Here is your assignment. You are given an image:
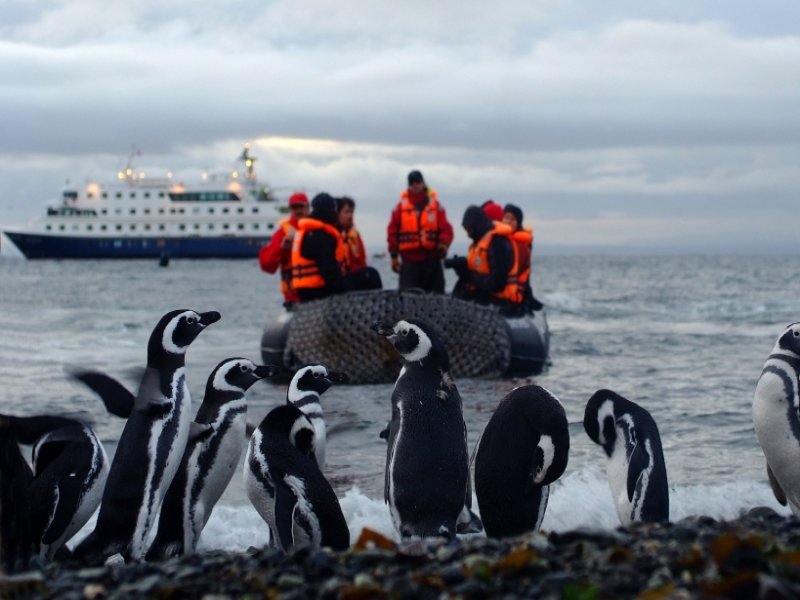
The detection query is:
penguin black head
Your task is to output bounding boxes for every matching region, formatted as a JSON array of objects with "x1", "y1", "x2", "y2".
[
  {"x1": 373, "y1": 318, "x2": 449, "y2": 370},
  {"x1": 513, "y1": 385, "x2": 570, "y2": 486},
  {"x1": 263, "y1": 404, "x2": 317, "y2": 458},
  {"x1": 584, "y1": 389, "x2": 626, "y2": 457},
  {"x1": 148, "y1": 309, "x2": 221, "y2": 363},
  {"x1": 776, "y1": 322, "x2": 800, "y2": 357},
  {"x1": 288, "y1": 365, "x2": 348, "y2": 400},
  {"x1": 206, "y1": 358, "x2": 279, "y2": 398}
]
